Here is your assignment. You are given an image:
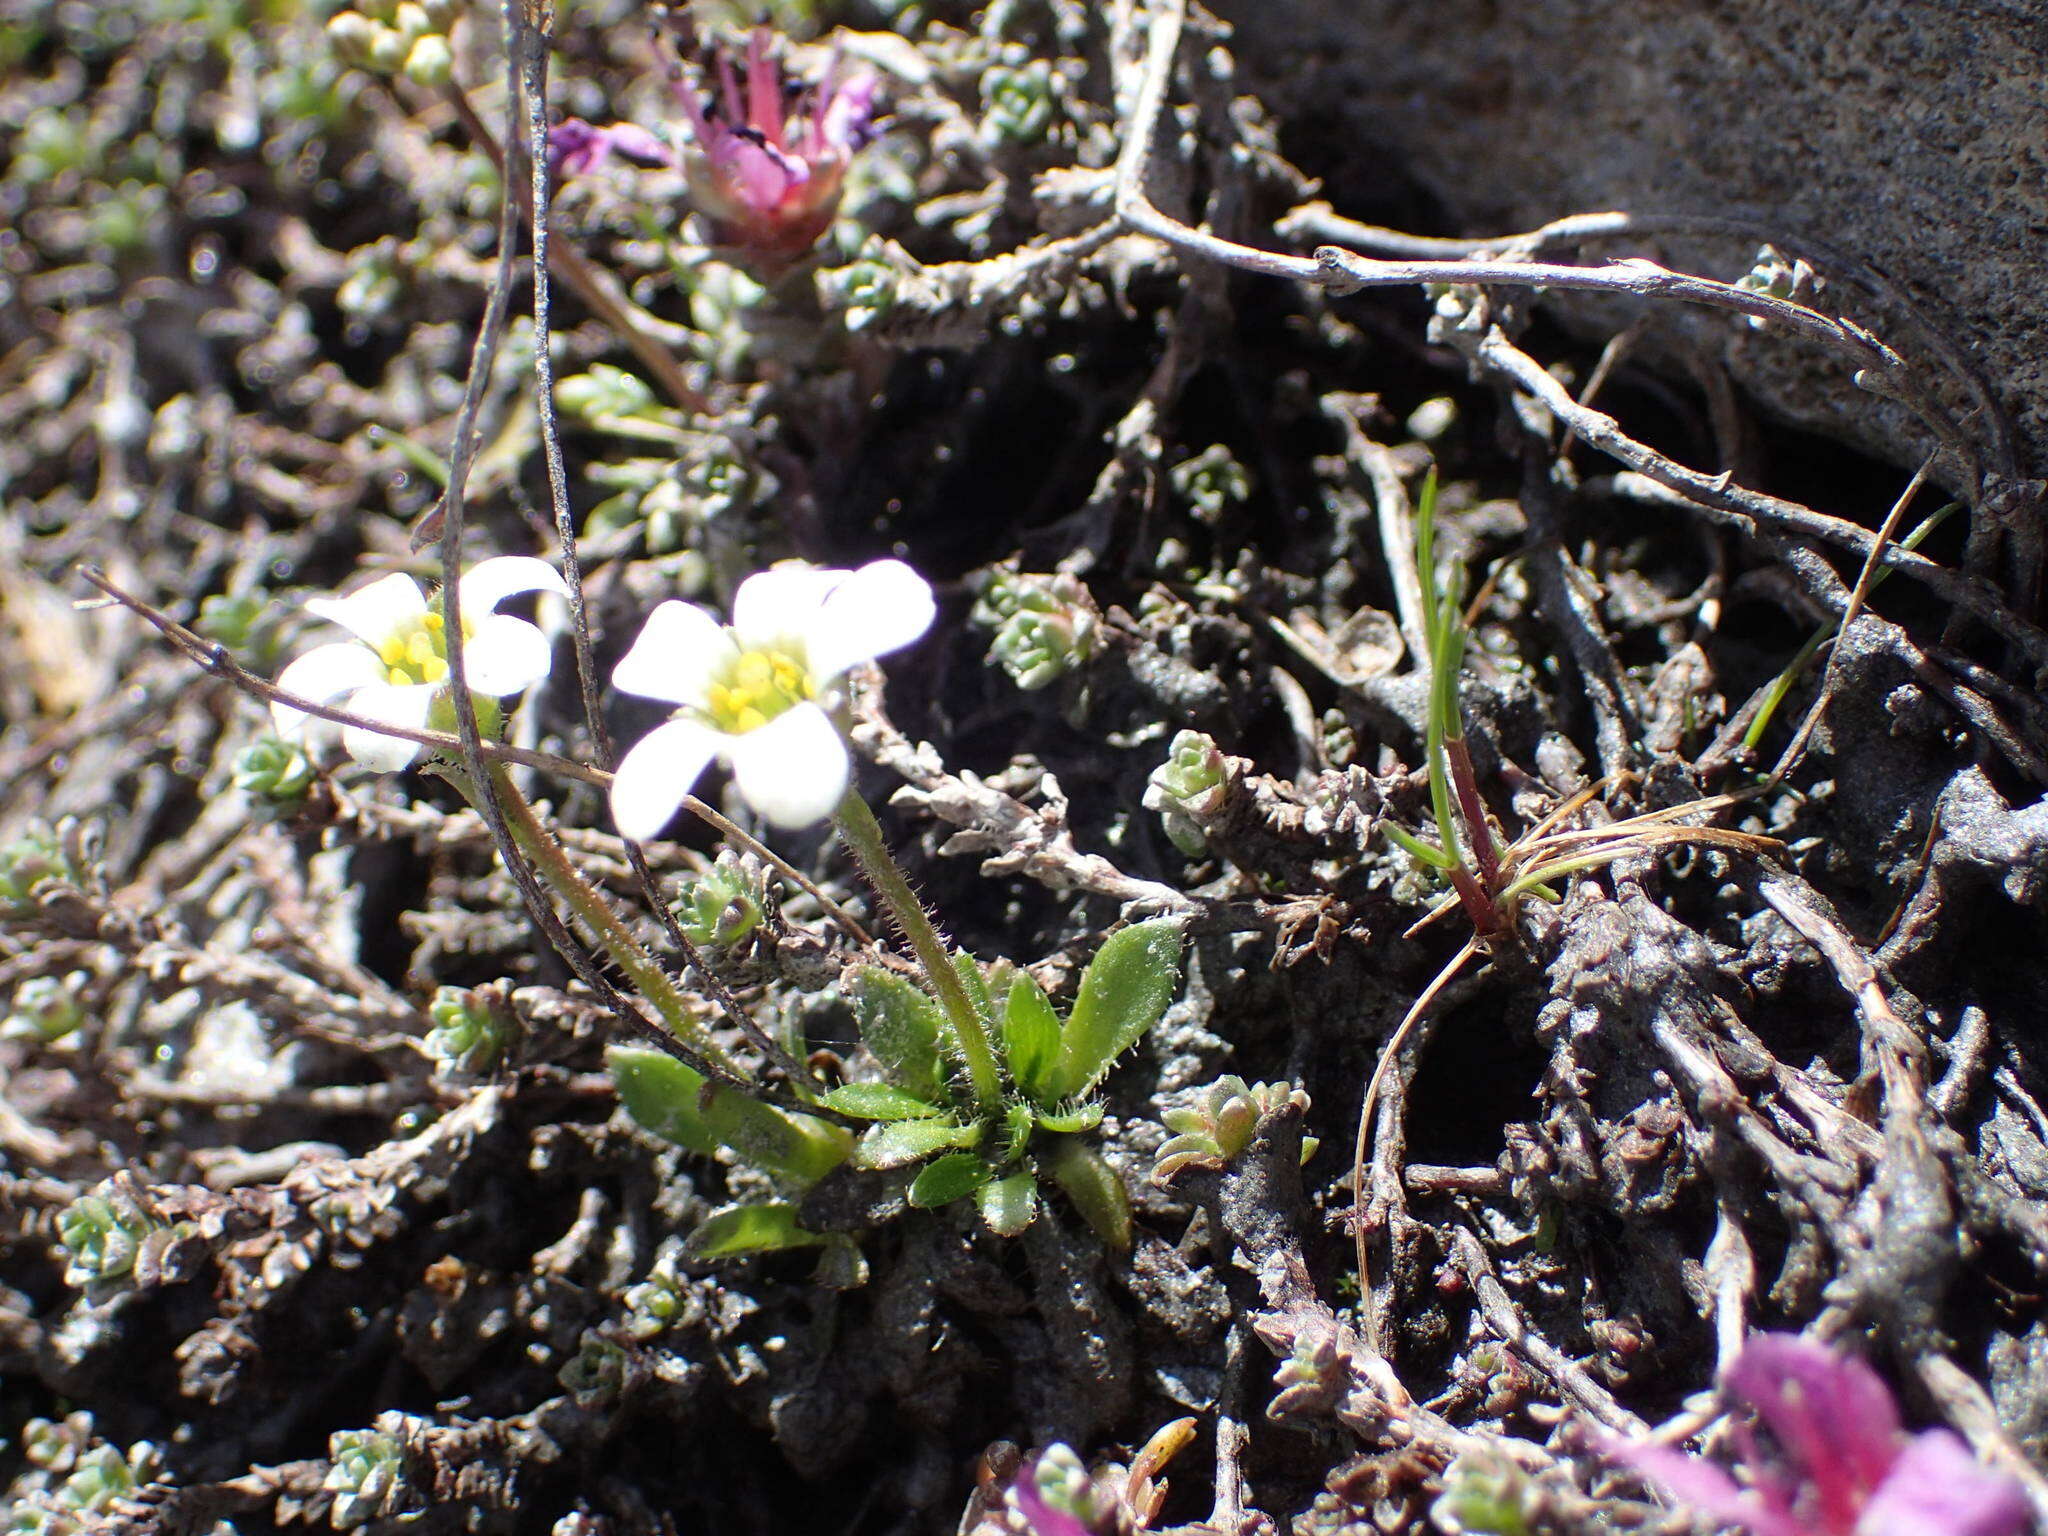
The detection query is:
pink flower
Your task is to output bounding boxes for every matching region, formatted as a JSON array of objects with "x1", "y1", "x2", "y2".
[
  {"x1": 669, "y1": 28, "x2": 878, "y2": 259},
  {"x1": 1612, "y1": 1334, "x2": 2030, "y2": 1536}
]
